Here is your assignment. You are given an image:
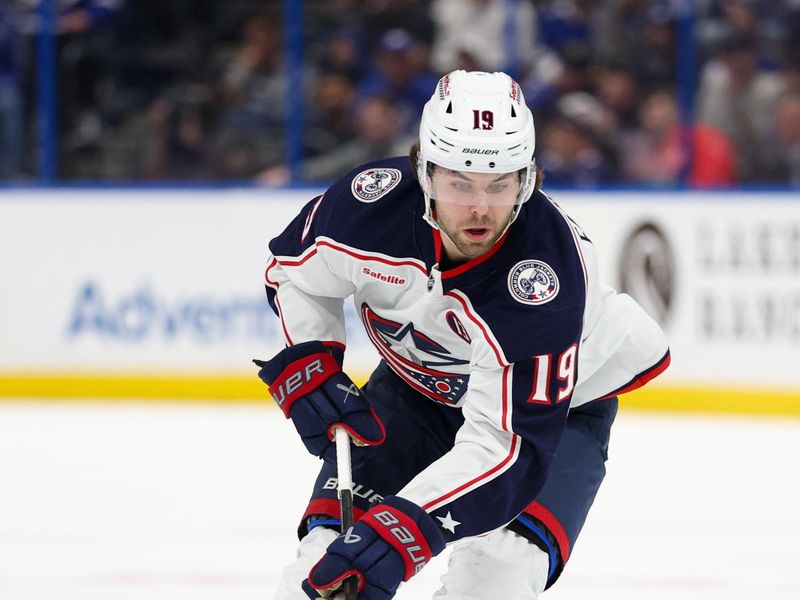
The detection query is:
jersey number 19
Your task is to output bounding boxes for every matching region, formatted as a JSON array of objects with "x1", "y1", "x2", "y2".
[{"x1": 527, "y1": 344, "x2": 577, "y2": 405}]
